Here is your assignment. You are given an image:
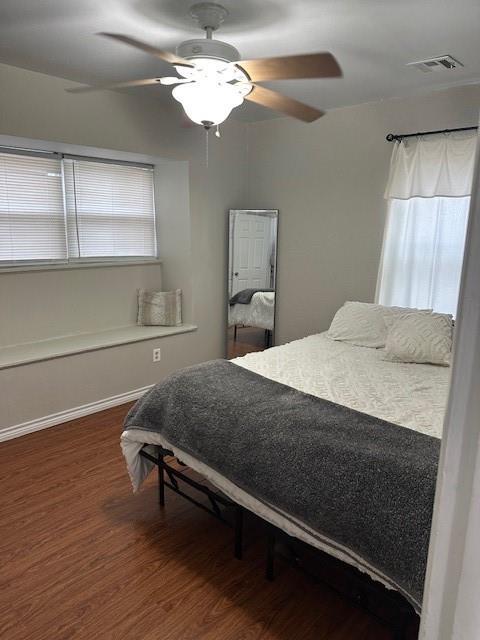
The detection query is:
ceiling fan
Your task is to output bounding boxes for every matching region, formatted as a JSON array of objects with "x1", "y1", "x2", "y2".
[{"x1": 68, "y1": 2, "x2": 342, "y2": 129}]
